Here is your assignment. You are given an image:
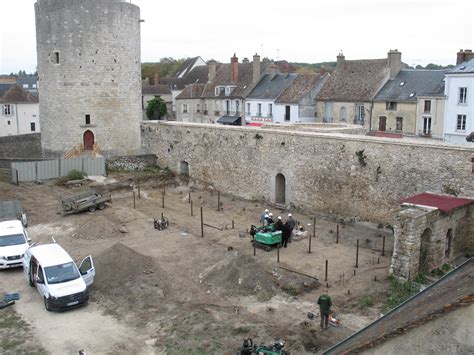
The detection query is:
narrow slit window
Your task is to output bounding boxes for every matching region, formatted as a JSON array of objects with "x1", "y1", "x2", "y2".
[
  {"x1": 85, "y1": 114, "x2": 91, "y2": 125},
  {"x1": 54, "y1": 51, "x2": 60, "y2": 64}
]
